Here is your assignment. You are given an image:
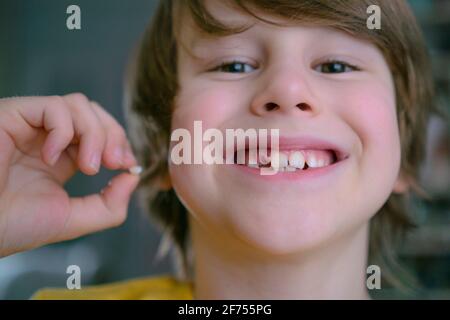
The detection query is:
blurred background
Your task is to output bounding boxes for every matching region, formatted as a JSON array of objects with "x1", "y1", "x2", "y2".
[{"x1": 0, "y1": 0, "x2": 449, "y2": 299}]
